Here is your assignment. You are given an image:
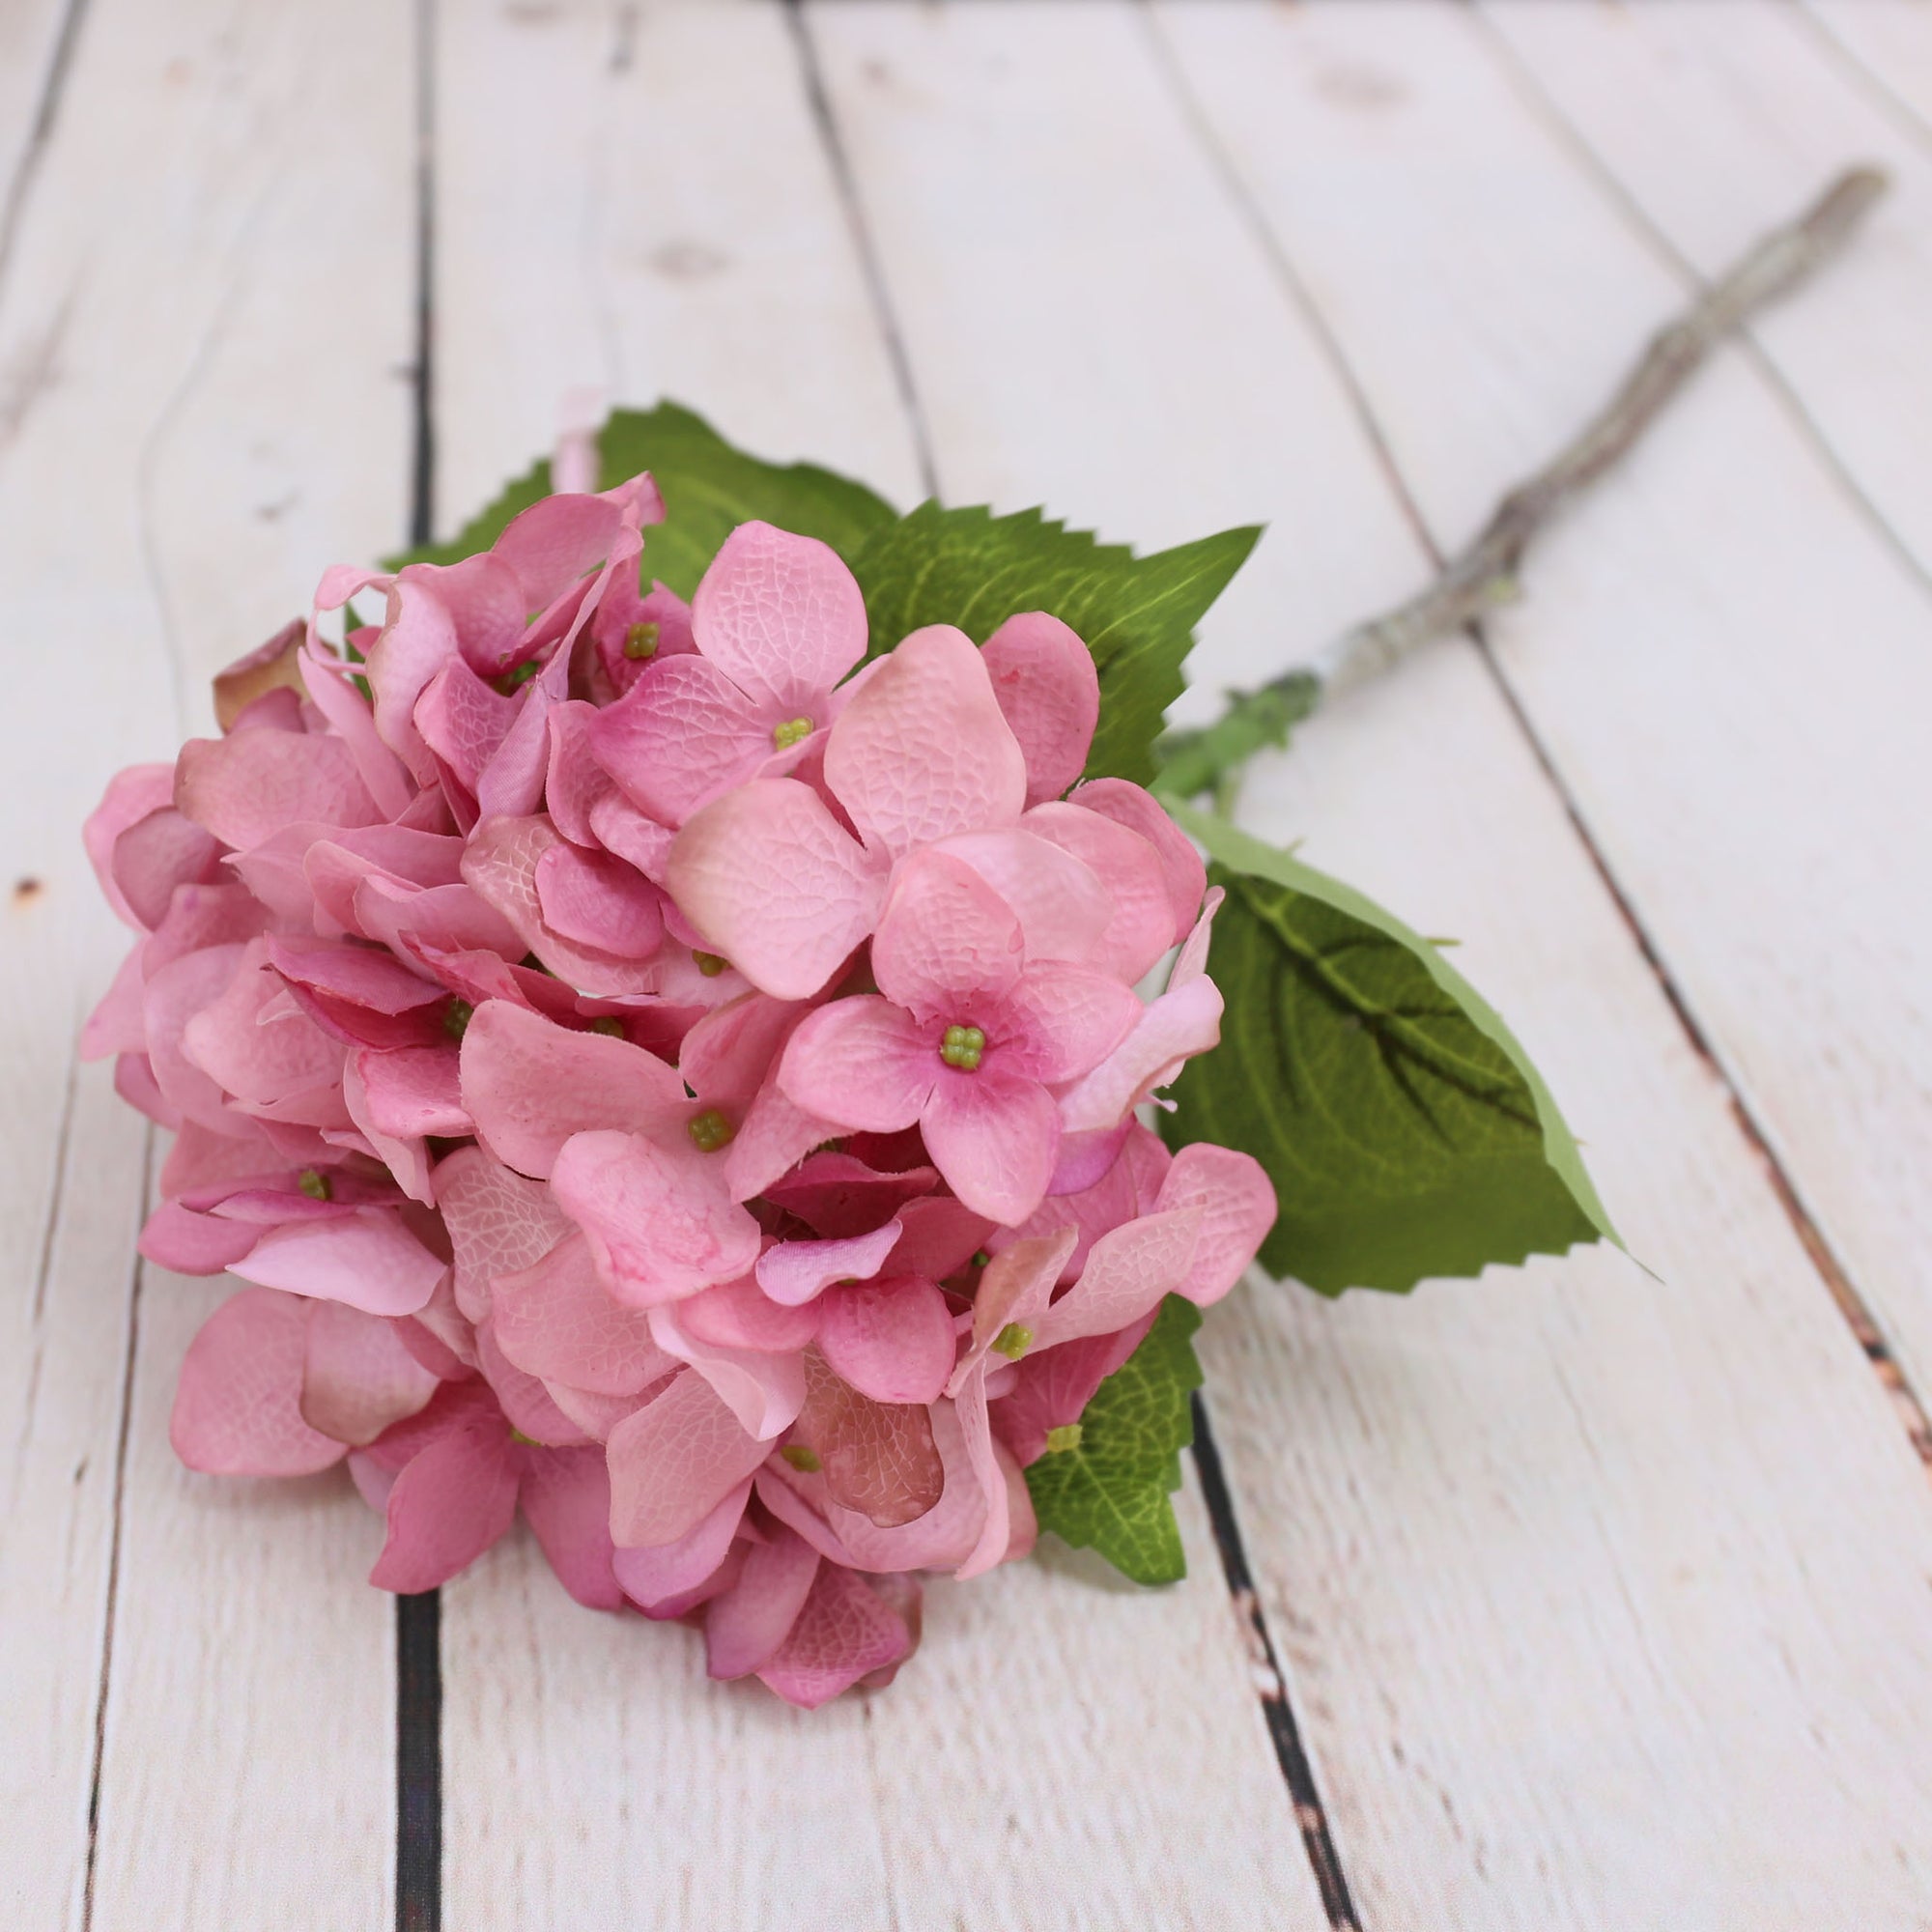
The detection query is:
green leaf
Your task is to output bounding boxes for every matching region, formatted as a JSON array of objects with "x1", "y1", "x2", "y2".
[
  {"x1": 844, "y1": 503, "x2": 1261, "y2": 785},
  {"x1": 1157, "y1": 802, "x2": 1616, "y2": 1294},
  {"x1": 385, "y1": 401, "x2": 897, "y2": 596},
  {"x1": 1024, "y1": 1295, "x2": 1204, "y2": 1585}
]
